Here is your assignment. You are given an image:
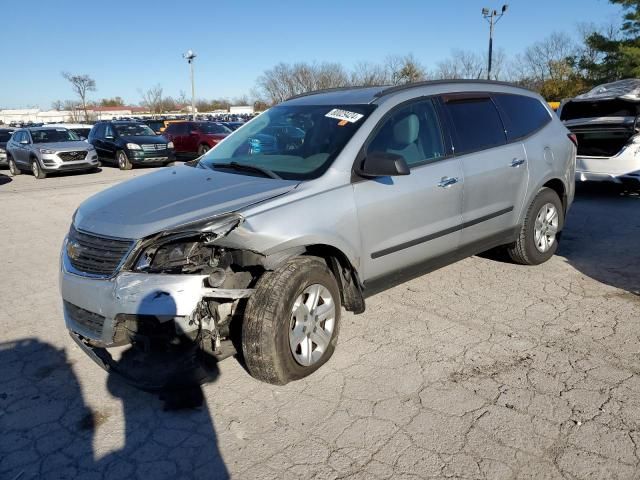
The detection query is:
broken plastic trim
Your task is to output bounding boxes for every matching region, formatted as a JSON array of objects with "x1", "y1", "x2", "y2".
[{"x1": 131, "y1": 214, "x2": 243, "y2": 273}]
